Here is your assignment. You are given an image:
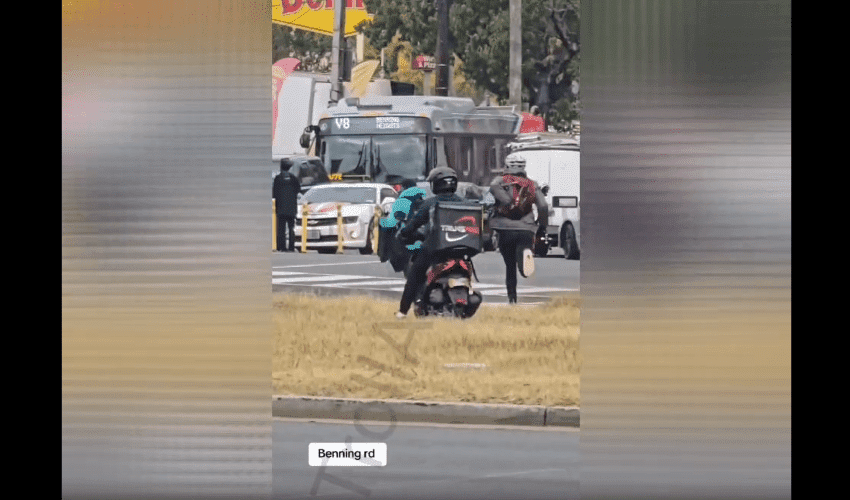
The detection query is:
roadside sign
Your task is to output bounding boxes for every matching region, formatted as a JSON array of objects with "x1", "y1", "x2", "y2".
[
  {"x1": 273, "y1": 0, "x2": 374, "y2": 37},
  {"x1": 412, "y1": 55, "x2": 436, "y2": 71}
]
